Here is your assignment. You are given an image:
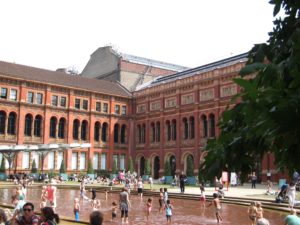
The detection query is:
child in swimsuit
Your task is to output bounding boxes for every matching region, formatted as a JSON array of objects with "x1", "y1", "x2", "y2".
[
  {"x1": 208, "y1": 193, "x2": 223, "y2": 223},
  {"x1": 247, "y1": 201, "x2": 257, "y2": 225},
  {"x1": 146, "y1": 198, "x2": 152, "y2": 221},
  {"x1": 164, "y1": 200, "x2": 173, "y2": 224},
  {"x1": 73, "y1": 197, "x2": 80, "y2": 222},
  {"x1": 111, "y1": 202, "x2": 117, "y2": 221}
]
